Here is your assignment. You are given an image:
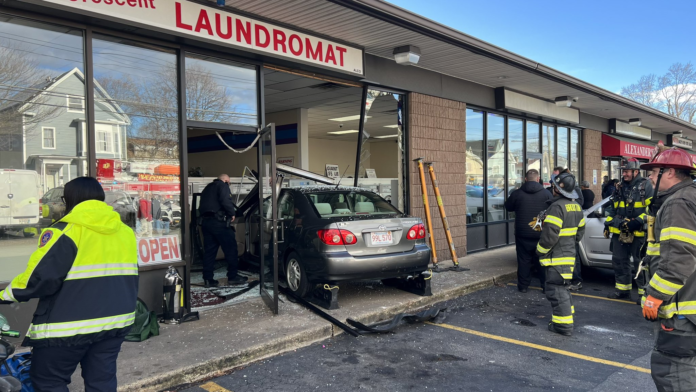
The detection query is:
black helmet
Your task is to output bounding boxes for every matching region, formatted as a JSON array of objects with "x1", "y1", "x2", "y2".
[
  {"x1": 620, "y1": 158, "x2": 641, "y2": 170},
  {"x1": 552, "y1": 172, "x2": 579, "y2": 199}
]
